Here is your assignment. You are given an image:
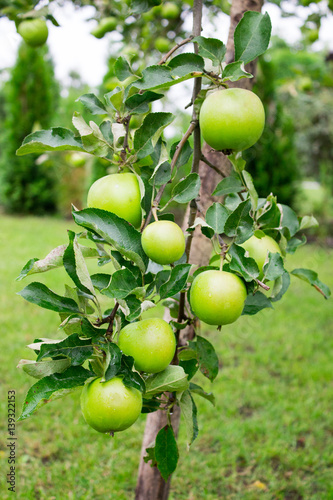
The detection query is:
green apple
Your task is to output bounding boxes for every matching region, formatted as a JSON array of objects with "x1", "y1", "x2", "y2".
[
  {"x1": 240, "y1": 234, "x2": 281, "y2": 280},
  {"x1": 91, "y1": 17, "x2": 117, "y2": 39},
  {"x1": 154, "y1": 37, "x2": 171, "y2": 53},
  {"x1": 80, "y1": 377, "x2": 142, "y2": 433},
  {"x1": 190, "y1": 270, "x2": 247, "y2": 325},
  {"x1": 161, "y1": 2, "x2": 181, "y2": 19},
  {"x1": 87, "y1": 173, "x2": 142, "y2": 228},
  {"x1": 17, "y1": 19, "x2": 48, "y2": 47},
  {"x1": 199, "y1": 88, "x2": 265, "y2": 152},
  {"x1": 141, "y1": 220, "x2": 185, "y2": 264},
  {"x1": 118, "y1": 318, "x2": 176, "y2": 373}
]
